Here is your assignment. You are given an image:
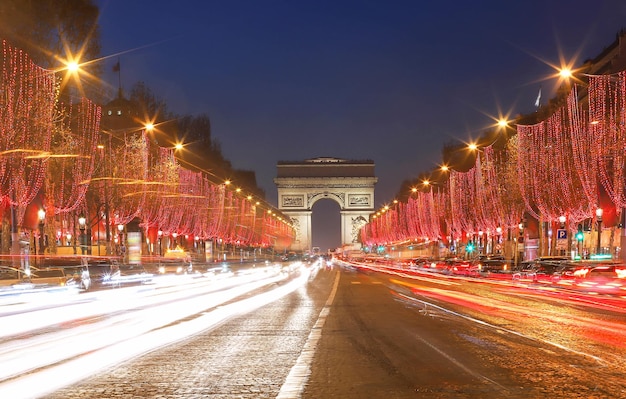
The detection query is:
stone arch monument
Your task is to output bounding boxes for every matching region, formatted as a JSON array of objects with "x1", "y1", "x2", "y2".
[{"x1": 274, "y1": 157, "x2": 377, "y2": 252}]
